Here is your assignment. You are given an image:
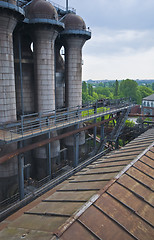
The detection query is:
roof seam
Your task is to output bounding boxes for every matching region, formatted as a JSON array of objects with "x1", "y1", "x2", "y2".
[
  {"x1": 93, "y1": 204, "x2": 139, "y2": 240},
  {"x1": 106, "y1": 191, "x2": 154, "y2": 228},
  {"x1": 116, "y1": 181, "x2": 154, "y2": 208}
]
